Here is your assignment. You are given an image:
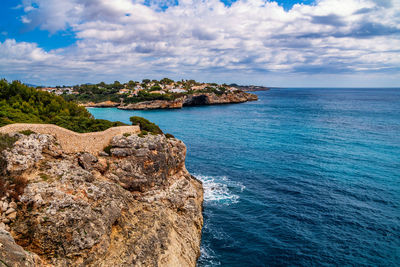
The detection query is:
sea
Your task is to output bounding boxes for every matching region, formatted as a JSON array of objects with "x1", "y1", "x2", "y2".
[{"x1": 89, "y1": 88, "x2": 400, "y2": 266}]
